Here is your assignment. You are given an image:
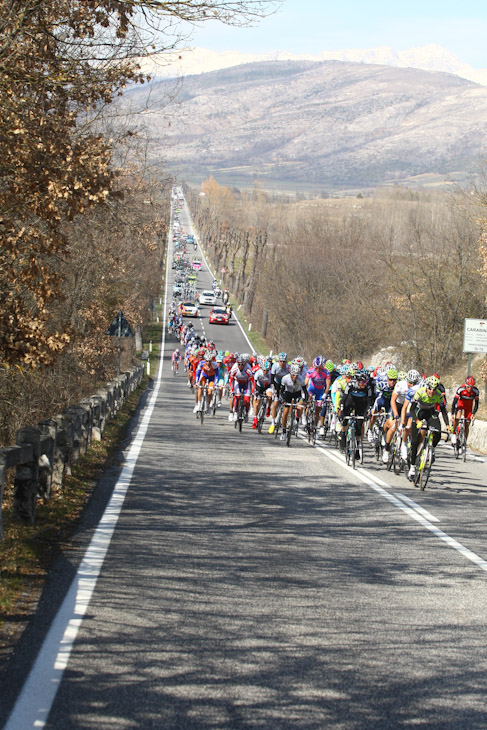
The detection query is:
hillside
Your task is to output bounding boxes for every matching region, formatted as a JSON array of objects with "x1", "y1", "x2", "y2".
[{"x1": 123, "y1": 60, "x2": 487, "y2": 188}]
